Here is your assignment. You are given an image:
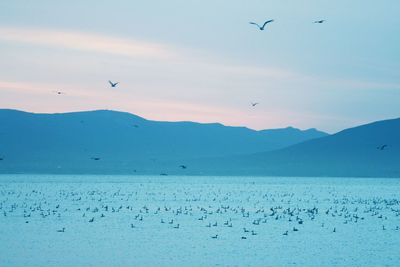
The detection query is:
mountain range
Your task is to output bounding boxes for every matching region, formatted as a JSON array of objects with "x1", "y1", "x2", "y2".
[{"x1": 0, "y1": 109, "x2": 398, "y2": 177}]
